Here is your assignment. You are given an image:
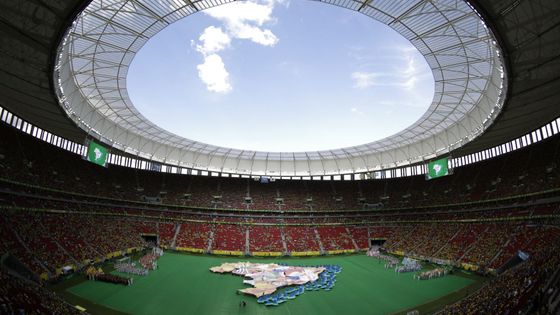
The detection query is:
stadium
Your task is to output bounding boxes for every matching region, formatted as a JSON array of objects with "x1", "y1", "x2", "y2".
[{"x1": 0, "y1": 0, "x2": 559, "y2": 314}]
